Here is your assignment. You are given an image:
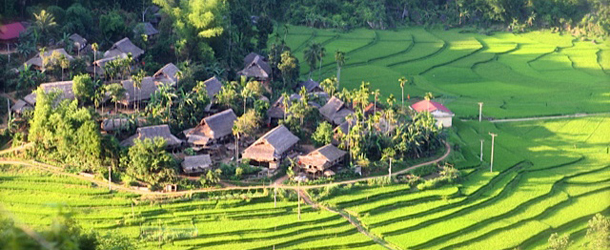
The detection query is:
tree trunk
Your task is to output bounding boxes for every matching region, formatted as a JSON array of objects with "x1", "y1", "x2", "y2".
[
  {"x1": 235, "y1": 135, "x2": 240, "y2": 162},
  {"x1": 401, "y1": 87, "x2": 404, "y2": 109},
  {"x1": 388, "y1": 158, "x2": 392, "y2": 181},
  {"x1": 337, "y1": 65, "x2": 341, "y2": 88}
]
